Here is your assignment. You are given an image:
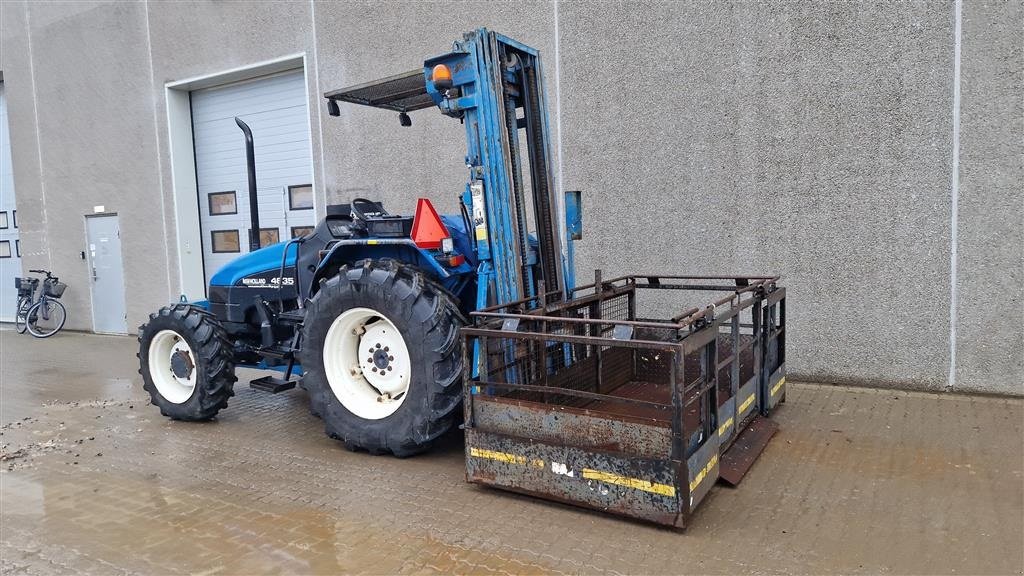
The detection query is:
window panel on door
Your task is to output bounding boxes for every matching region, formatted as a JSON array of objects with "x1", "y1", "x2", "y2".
[
  {"x1": 208, "y1": 191, "x2": 238, "y2": 215},
  {"x1": 0, "y1": 212, "x2": 7, "y2": 229},
  {"x1": 291, "y1": 226, "x2": 314, "y2": 238},
  {"x1": 0, "y1": 240, "x2": 10, "y2": 258},
  {"x1": 288, "y1": 185, "x2": 313, "y2": 210},
  {"x1": 211, "y1": 230, "x2": 240, "y2": 253},
  {"x1": 259, "y1": 228, "x2": 280, "y2": 248}
]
